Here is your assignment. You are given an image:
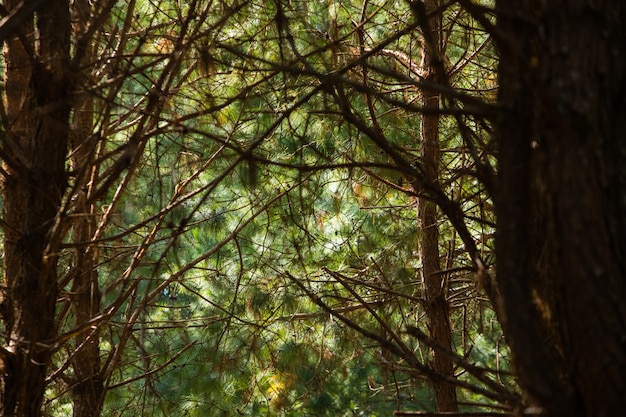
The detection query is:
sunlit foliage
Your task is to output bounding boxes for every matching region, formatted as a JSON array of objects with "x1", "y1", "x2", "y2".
[{"x1": 1, "y1": 0, "x2": 510, "y2": 415}]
